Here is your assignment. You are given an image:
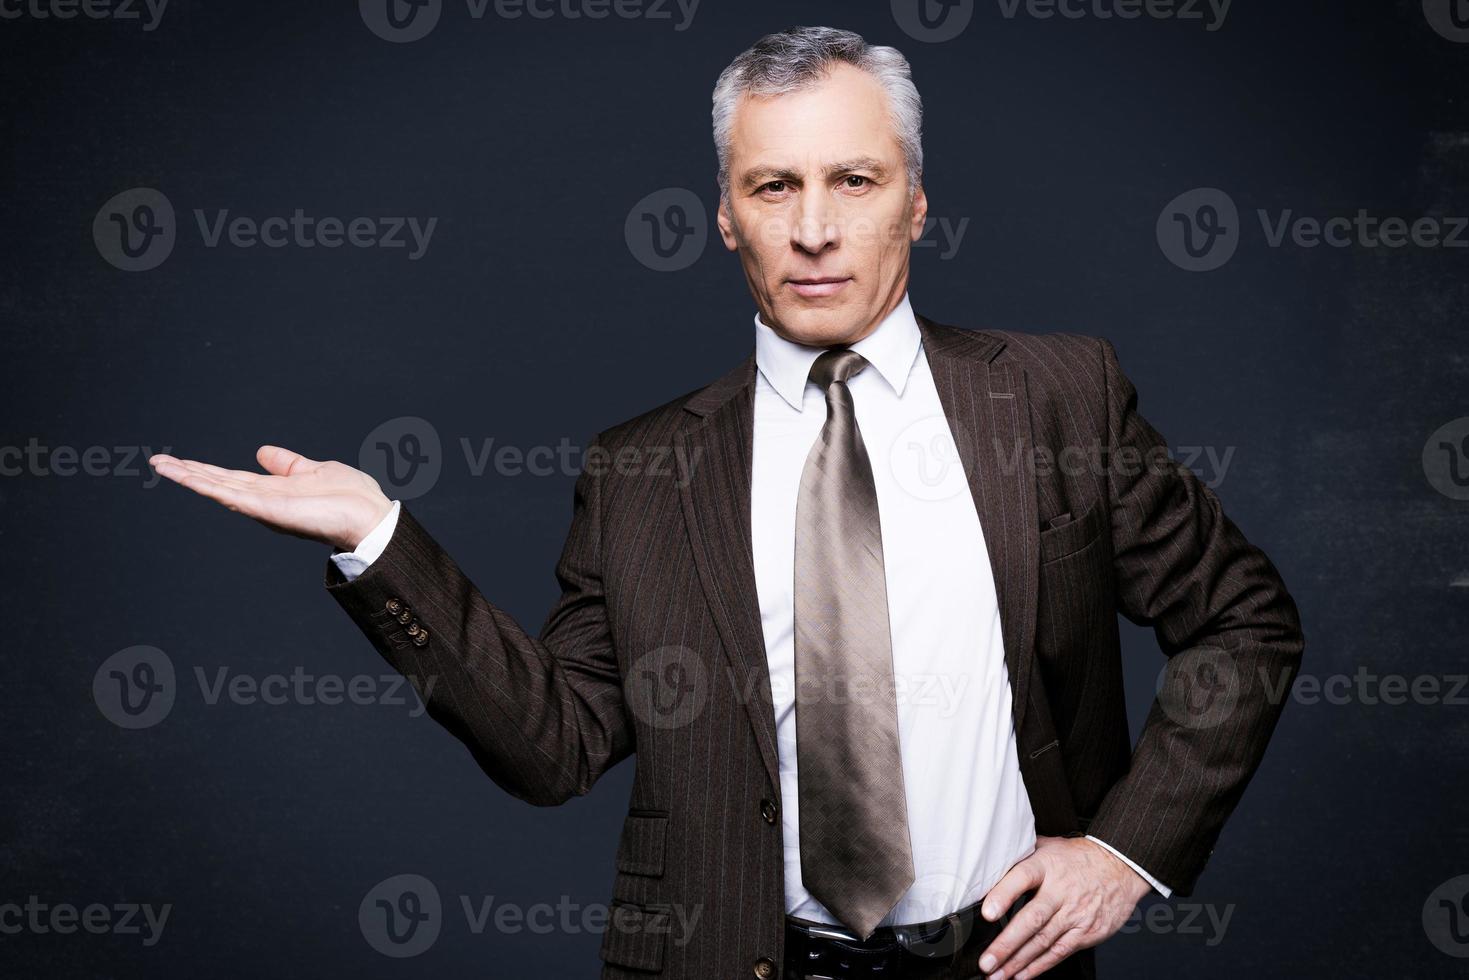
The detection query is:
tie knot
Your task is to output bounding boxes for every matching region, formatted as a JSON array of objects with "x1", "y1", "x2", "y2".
[{"x1": 808, "y1": 348, "x2": 869, "y2": 389}]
